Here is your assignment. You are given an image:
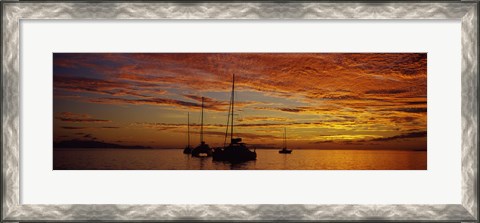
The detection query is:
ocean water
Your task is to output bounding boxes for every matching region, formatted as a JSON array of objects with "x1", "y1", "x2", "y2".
[{"x1": 53, "y1": 148, "x2": 426, "y2": 170}]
